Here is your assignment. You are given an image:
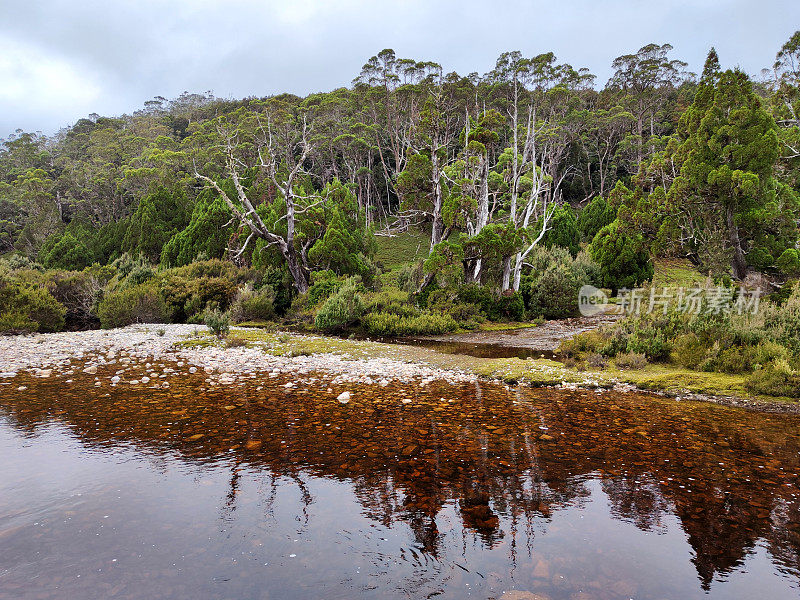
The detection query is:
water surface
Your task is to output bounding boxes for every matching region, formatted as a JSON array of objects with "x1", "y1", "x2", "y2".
[{"x1": 1, "y1": 366, "x2": 799, "y2": 599}]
